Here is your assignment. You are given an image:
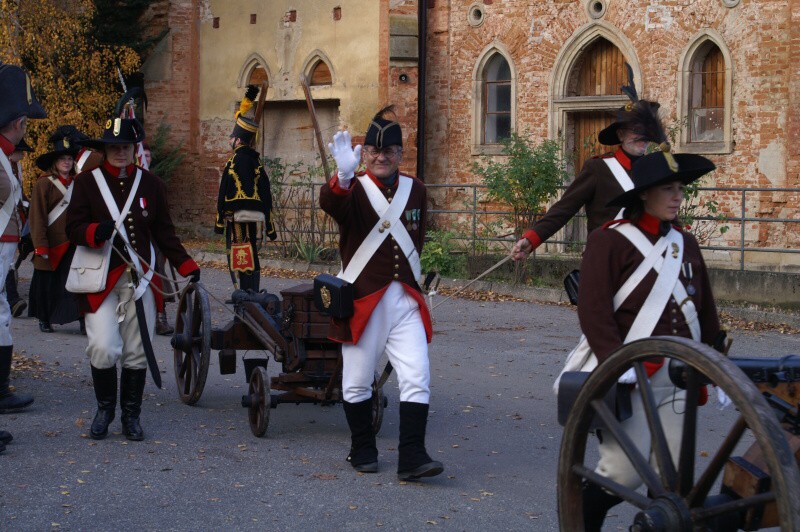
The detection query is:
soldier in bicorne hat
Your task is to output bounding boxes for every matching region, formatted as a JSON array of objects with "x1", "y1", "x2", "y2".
[
  {"x1": 66, "y1": 117, "x2": 200, "y2": 442},
  {"x1": 215, "y1": 84, "x2": 277, "y2": 292},
  {"x1": 28, "y1": 125, "x2": 87, "y2": 334},
  {"x1": 321, "y1": 106, "x2": 443, "y2": 481},
  {"x1": 0, "y1": 62, "x2": 47, "y2": 453},
  {"x1": 512, "y1": 68, "x2": 669, "y2": 261},
  {"x1": 574, "y1": 148, "x2": 728, "y2": 530}
]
